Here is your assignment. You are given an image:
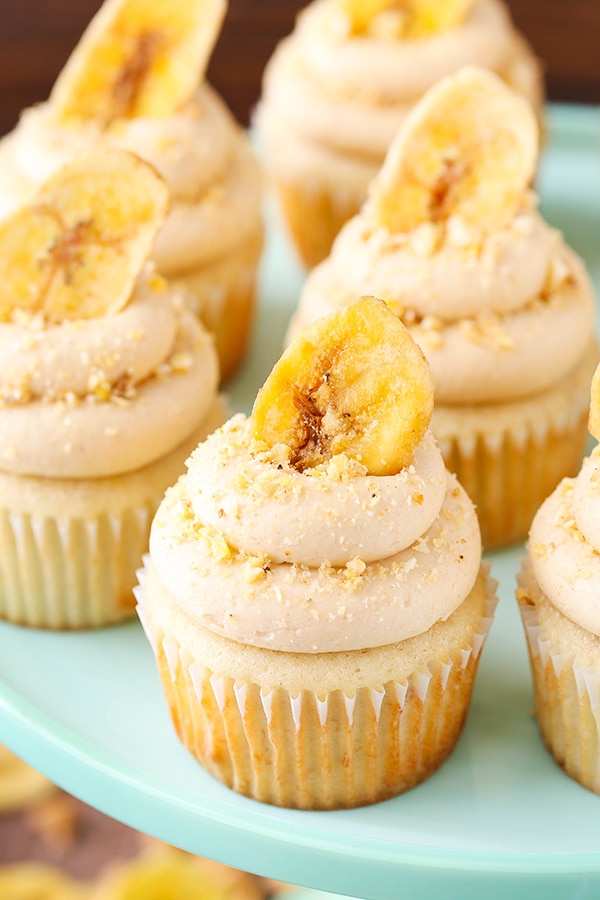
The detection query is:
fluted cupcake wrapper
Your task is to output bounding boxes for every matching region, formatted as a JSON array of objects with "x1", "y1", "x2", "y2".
[
  {"x1": 516, "y1": 561, "x2": 600, "y2": 794},
  {"x1": 0, "y1": 504, "x2": 156, "y2": 629},
  {"x1": 433, "y1": 342, "x2": 597, "y2": 550},
  {"x1": 0, "y1": 401, "x2": 228, "y2": 630},
  {"x1": 274, "y1": 178, "x2": 366, "y2": 269},
  {"x1": 136, "y1": 560, "x2": 497, "y2": 810},
  {"x1": 167, "y1": 232, "x2": 263, "y2": 382}
]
